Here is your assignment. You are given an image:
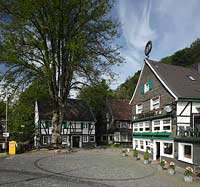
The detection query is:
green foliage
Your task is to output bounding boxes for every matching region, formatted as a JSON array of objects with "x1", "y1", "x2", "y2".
[
  {"x1": 0, "y1": 0, "x2": 123, "y2": 143},
  {"x1": 9, "y1": 81, "x2": 49, "y2": 142},
  {"x1": 111, "y1": 143, "x2": 121, "y2": 148},
  {"x1": 78, "y1": 80, "x2": 114, "y2": 116},
  {"x1": 114, "y1": 70, "x2": 140, "y2": 100},
  {"x1": 133, "y1": 148, "x2": 138, "y2": 157},
  {"x1": 161, "y1": 39, "x2": 200, "y2": 67},
  {"x1": 143, "y1": 150, "x2": 149, "y2": 160}
]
